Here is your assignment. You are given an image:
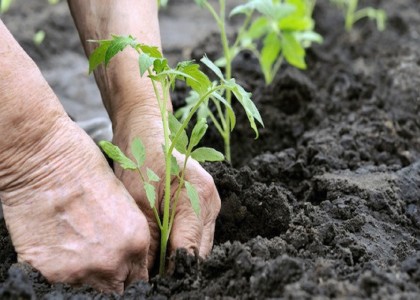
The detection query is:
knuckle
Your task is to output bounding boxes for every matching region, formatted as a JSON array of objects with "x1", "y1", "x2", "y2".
[{"x1": 122, "y1": 216, "x2": 150, "y2": 257}]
